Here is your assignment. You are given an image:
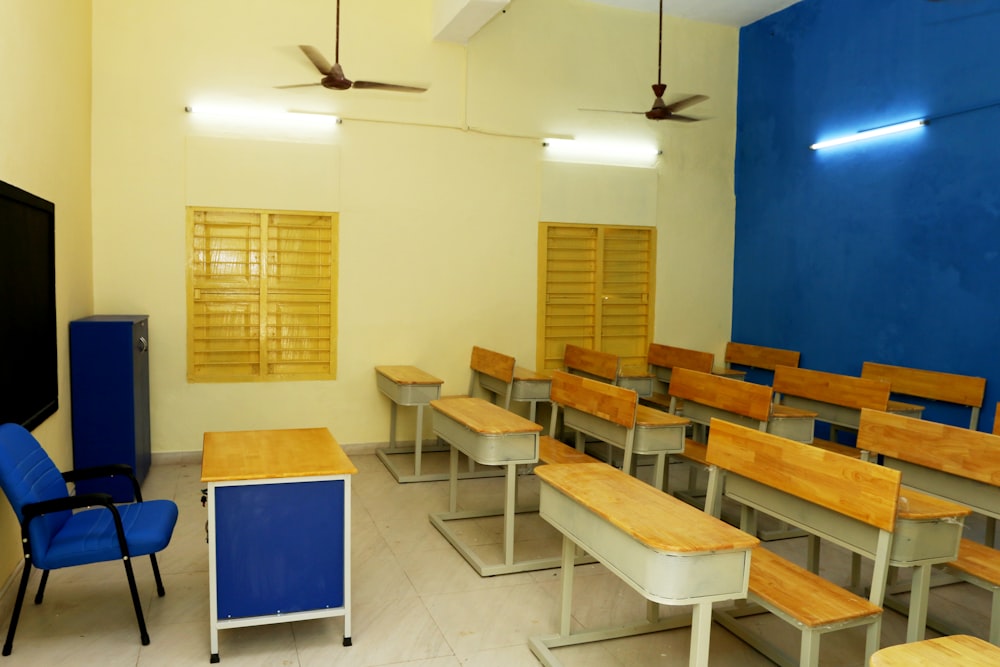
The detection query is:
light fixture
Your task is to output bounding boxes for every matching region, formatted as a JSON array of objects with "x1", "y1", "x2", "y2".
[
  {"x1": 184, "y1": 105, "x2": 339, "y2": 127},
  {"x1": 542, "y1": 138, "x2": 661, "y2": 168},
  {"x1": 809, "y1": 119, "x2": 926, "y2": 151}
]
